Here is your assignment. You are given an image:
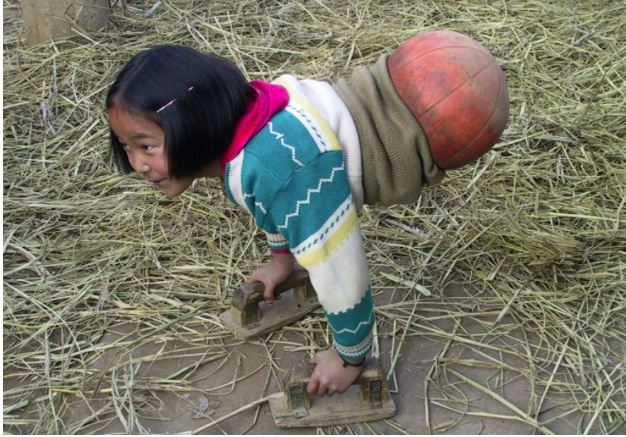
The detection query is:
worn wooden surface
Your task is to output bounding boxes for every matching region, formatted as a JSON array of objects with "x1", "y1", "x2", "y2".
[
  {"x1": 220, "y1": 267, "x2": 321, "y2": 340},
  {"x1": 269, "y1": 360, "x2": 396, "y2": 428},
  {"x1": 220, "y1": 290, "x2": 321, "y2": 340}
]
